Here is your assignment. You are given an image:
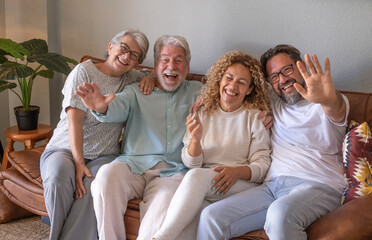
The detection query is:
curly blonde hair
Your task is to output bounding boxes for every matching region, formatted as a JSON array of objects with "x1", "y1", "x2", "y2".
[{"x1": 200, "y1": 51, "x2": 271, "y2": 114}]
